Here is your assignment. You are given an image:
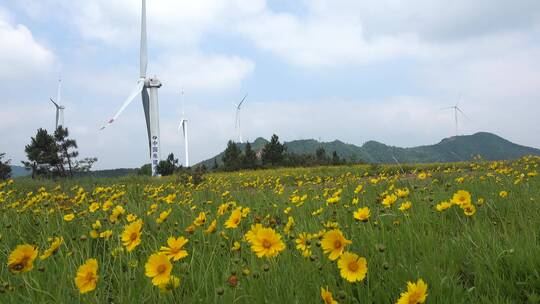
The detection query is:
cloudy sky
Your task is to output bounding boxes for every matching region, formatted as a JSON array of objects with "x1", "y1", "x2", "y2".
[{"x1": 1, "y1": 0, "x2": 540, "y2": 169}]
